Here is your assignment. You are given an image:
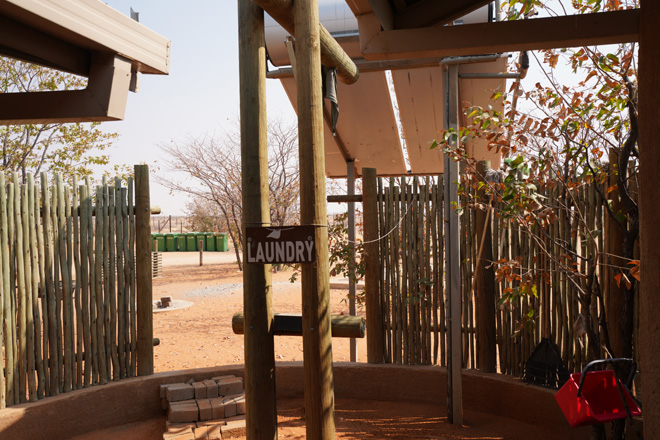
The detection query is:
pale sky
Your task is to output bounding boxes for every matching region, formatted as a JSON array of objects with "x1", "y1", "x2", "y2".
[{"x1": 102, "y1": 0, "x2": 297, "y2": 215}]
